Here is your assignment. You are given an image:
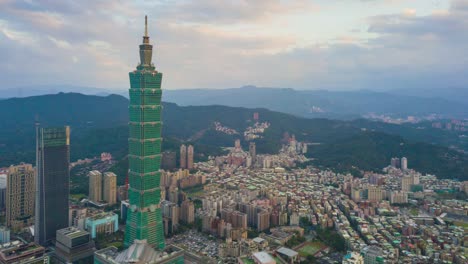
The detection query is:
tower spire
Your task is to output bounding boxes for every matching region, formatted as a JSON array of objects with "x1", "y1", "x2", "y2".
[
  {"x1": 145, "y1": 15, "x2": 148, "y2": 37},
  {"x1": 142, "y1": 15, "x2": 150, "y2": 44},
  {"x1": 139, "y1": 15, "x2": 153, "y2": 67}
]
